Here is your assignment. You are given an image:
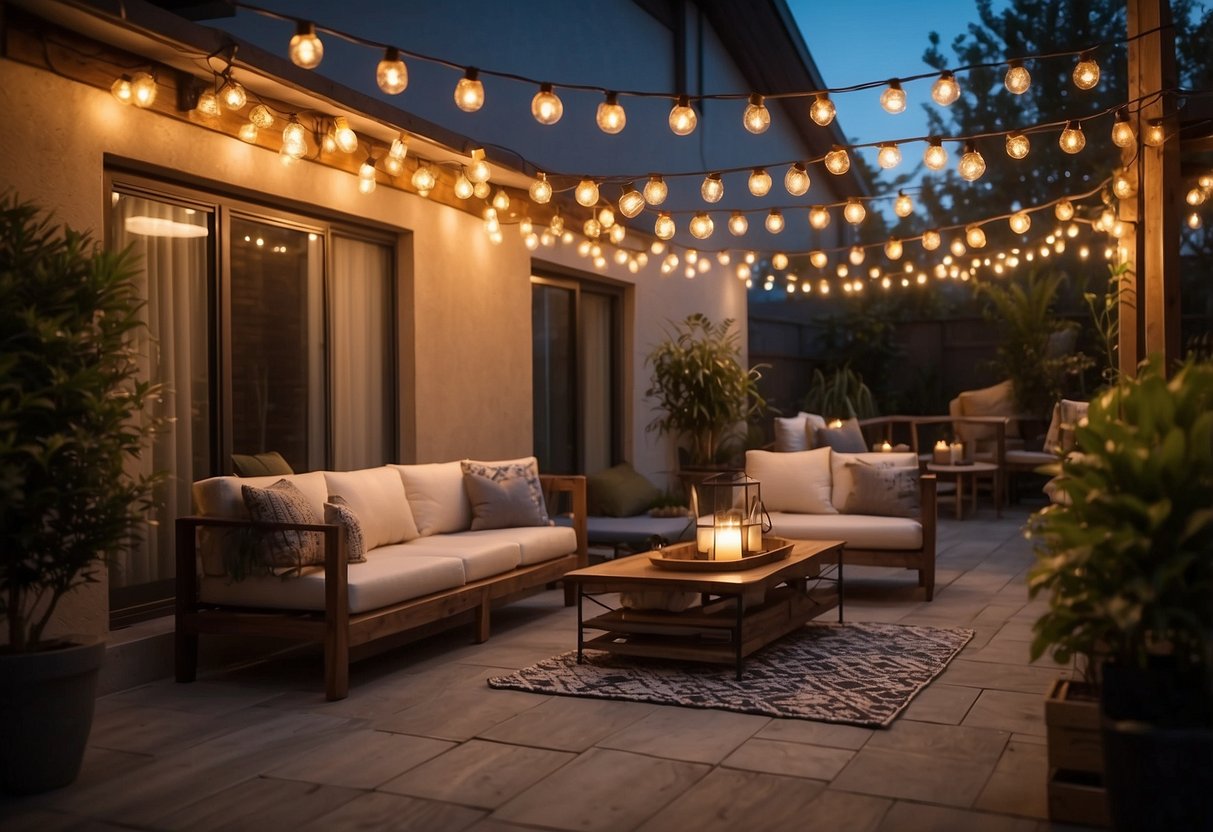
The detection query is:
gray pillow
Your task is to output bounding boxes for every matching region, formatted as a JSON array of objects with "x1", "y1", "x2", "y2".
[
  {"x1": 843, "y1": 463, "x2": 920, "y2": 517},
  {"x1": 324, "y1": 495, "x2": 367, "y2": 563},
  {"x1": 460, "y1": 459, "x2": 550, "y2": 524},
  {"x1": 464, "y1": 472, "x2": 548, "y2": 530},
  {"x1": 815, "y1": 418, "x2": 868, "y2": 454},
  {"x1": 241, "y1": 479, "x2": 323, "y2": 571}
]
